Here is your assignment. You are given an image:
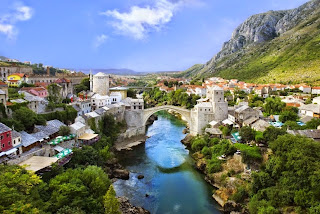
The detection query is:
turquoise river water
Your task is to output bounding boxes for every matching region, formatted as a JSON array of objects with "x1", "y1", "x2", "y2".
[{"x1": 114, "y1": 112, "x2": 221, "y2": 214}]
